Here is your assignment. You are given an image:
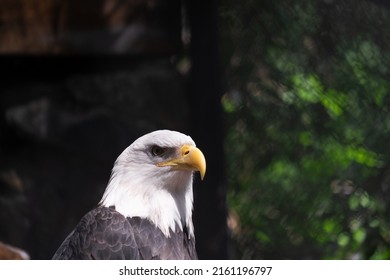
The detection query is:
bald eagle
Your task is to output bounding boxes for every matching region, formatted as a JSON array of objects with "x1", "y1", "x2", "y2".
[{"x1": 52, "y1": 130, "x2": 206, "y2": 260}]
